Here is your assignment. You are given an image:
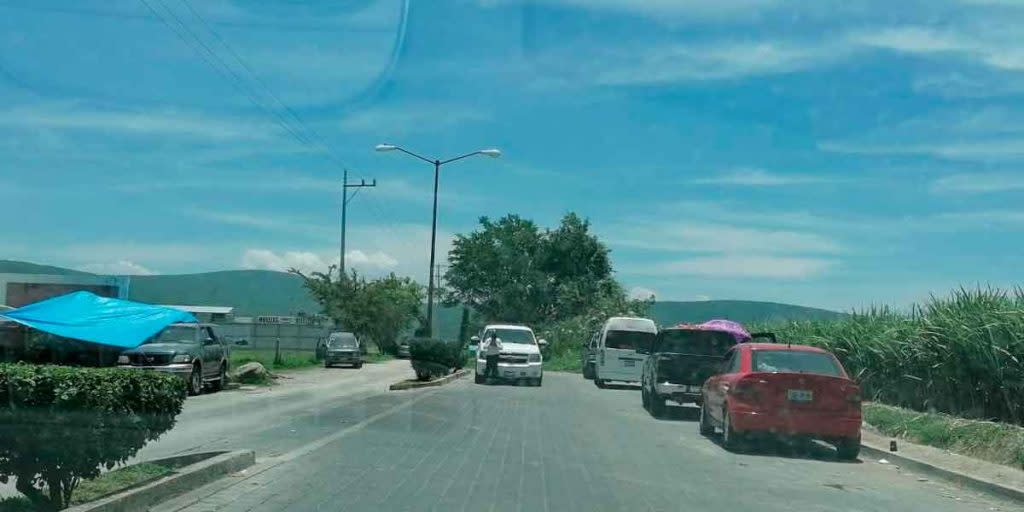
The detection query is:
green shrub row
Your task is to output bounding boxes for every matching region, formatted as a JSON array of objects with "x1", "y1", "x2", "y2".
[
  {"x1": 409, "y1": 339, "x2": 465, "y2": 380},
  {"x1": 0, "y1": 364, "x2": 187, "y2": 510}
]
